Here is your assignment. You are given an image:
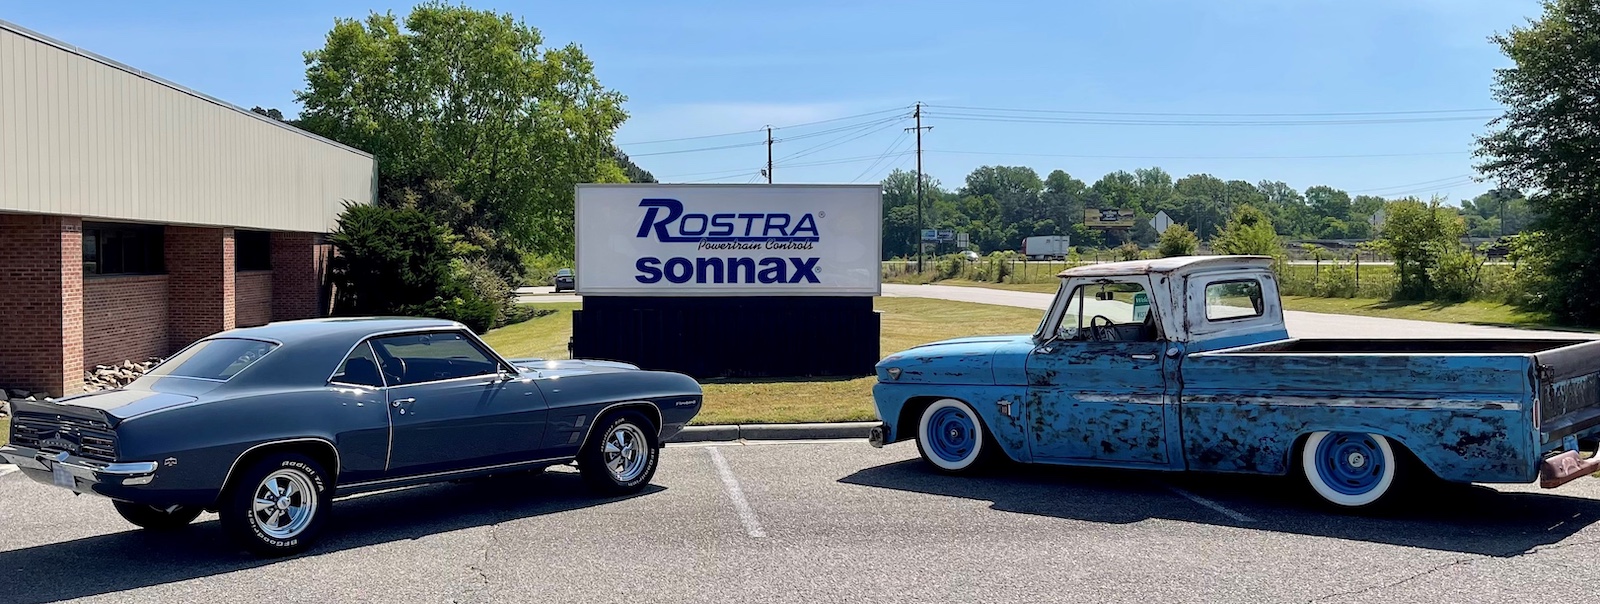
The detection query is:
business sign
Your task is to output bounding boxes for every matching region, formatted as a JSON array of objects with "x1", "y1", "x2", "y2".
[
  {"x1": 921, "y1": 229, "x2": 938, "y2": 242},
  {"x1": 575, "y1": 184, "x2": 882, "y2": 296},
  {"x1": 1085, "y1": 208, "x2": 1137, "y2": 229},
  {"x1": 937, "y1": 229, "x2": 955, "y2": 242}
]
